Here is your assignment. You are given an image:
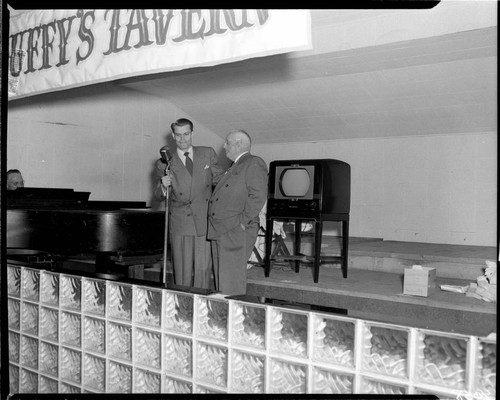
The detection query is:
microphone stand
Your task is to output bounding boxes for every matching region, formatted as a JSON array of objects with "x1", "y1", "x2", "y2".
[{"x1": 162, "y1": 164, "x2": 171, "y2": 287}]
